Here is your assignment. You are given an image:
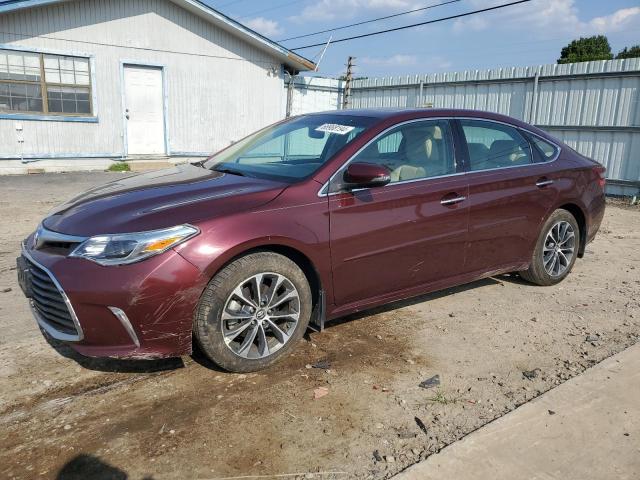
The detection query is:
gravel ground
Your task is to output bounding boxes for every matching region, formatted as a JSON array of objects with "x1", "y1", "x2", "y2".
[{"x1": 0, "y1": 172, "x2": 638, "y2": 480}]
